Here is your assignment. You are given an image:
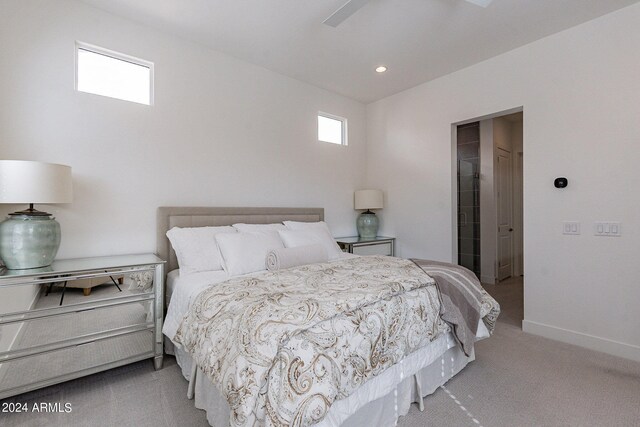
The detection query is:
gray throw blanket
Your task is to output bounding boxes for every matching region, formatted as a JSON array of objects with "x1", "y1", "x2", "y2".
[{"x1": 411, "y1": 259, "x2": 500, "y2": 356}]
